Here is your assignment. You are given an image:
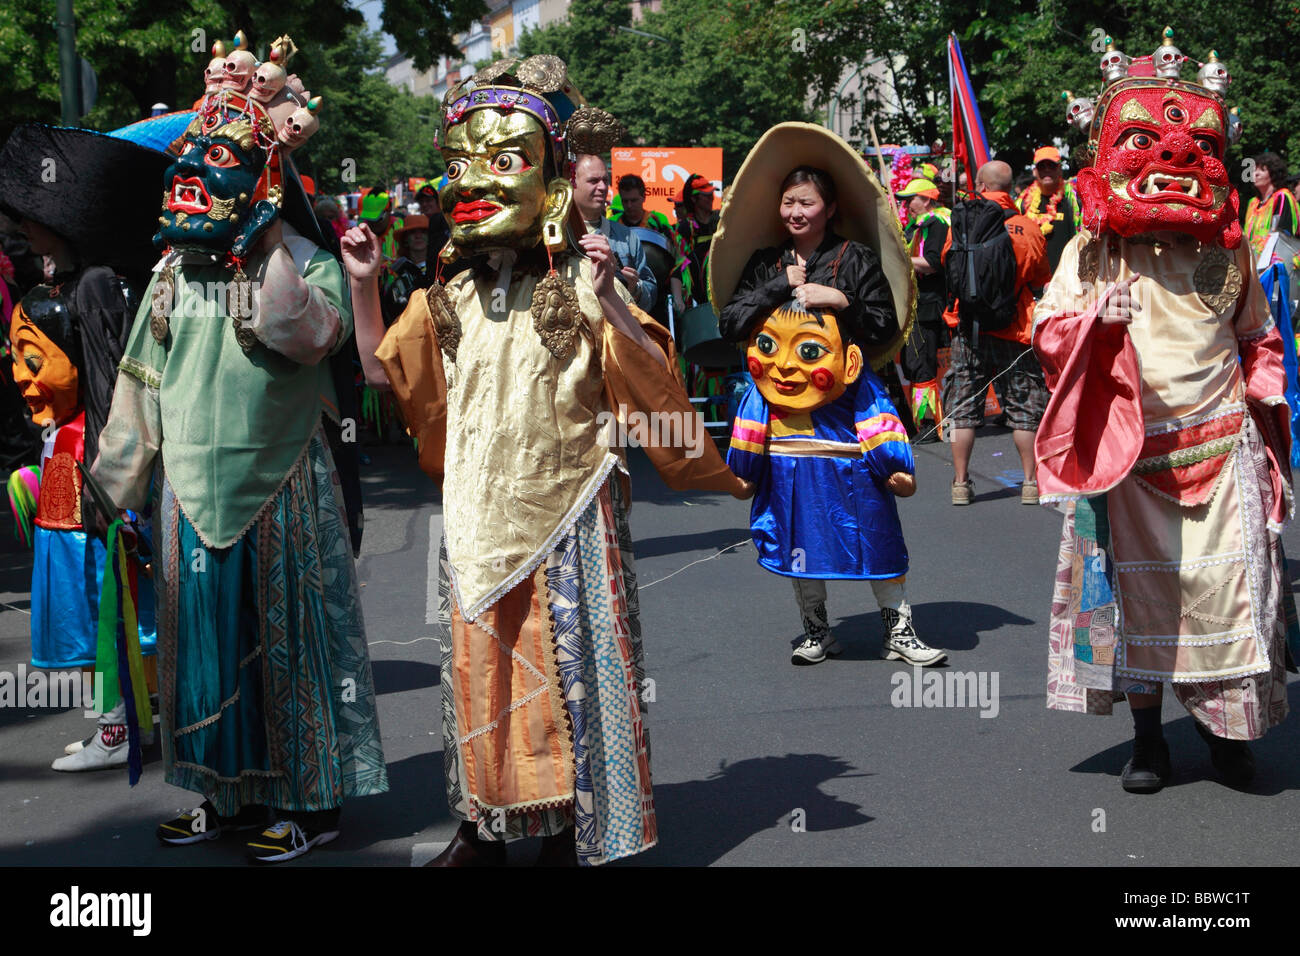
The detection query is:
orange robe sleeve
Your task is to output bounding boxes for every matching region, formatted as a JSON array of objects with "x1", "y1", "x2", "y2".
[
  {"x1": 375, "y1": 292, "x2": 448, "y2": 486},
  {"x1": 602, "y1": 304, "x2": 748, "y2": 497}
]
